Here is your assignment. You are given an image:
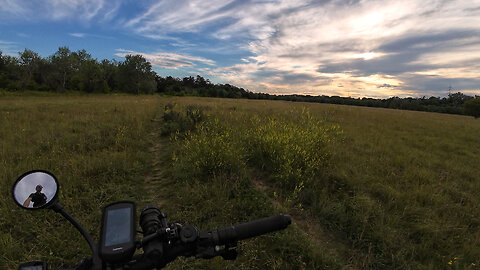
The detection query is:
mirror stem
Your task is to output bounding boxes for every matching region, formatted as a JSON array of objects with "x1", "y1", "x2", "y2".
[{"x1": 50, "y1": 201, "x2": 101, "y2": 270}]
